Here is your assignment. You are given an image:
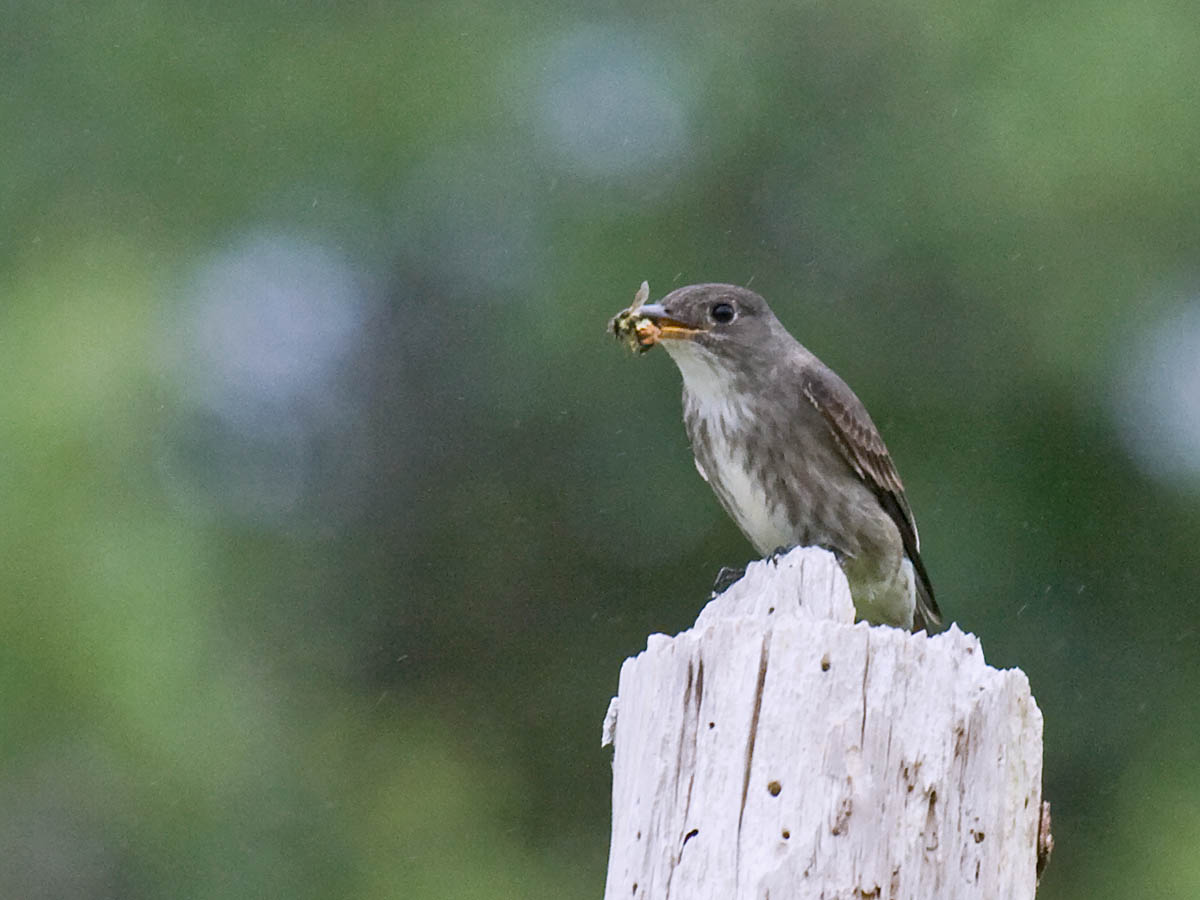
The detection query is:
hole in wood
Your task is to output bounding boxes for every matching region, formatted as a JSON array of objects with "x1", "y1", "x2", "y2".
[
  {"x1": 767, "y1": 780, "x2": 782, "y2": 796},
  {"x1": 820, "y1": 654, "x2": 831, "y2": 671},
  {"x1": 781, "y1": 829, "x2": 790, "y2": 840}
]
